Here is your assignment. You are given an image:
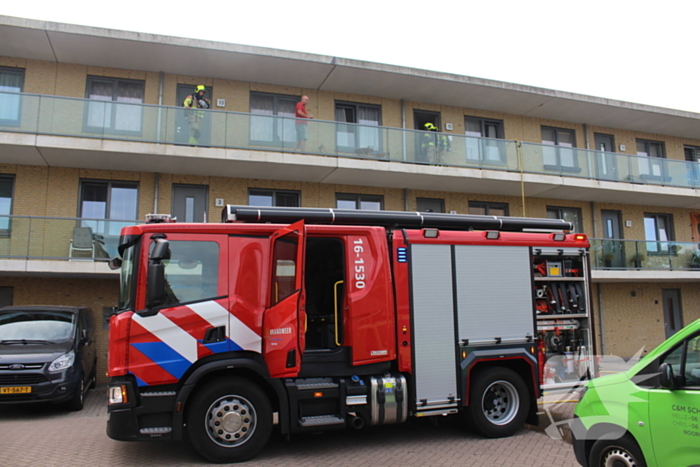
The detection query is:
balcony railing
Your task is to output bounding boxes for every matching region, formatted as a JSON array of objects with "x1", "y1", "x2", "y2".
[
  {"x1": 0, "y1": 215, "x2": 142, "y2": 262},
  {"x1": 591, "y1": 238, "x2": 700, "y2": 270},
  {"x1": 2, "y1": 91, "x2": 700, "y2": 189}
]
